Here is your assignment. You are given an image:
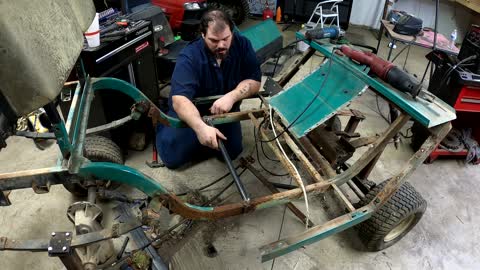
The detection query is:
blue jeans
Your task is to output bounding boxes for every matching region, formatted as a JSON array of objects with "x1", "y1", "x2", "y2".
[{"x1": 156, "y1": 122, "x2": 243, "y2": 169}]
